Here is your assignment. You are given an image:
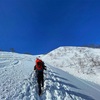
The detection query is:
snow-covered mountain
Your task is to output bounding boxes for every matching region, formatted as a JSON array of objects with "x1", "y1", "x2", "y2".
[
  {"x1": 41, "y1": 46, "x2": 100, "y2": 85},
  {"x1": 0, "y1": 48, "x2": 100, "y2": 100}
]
